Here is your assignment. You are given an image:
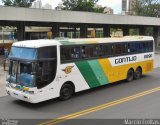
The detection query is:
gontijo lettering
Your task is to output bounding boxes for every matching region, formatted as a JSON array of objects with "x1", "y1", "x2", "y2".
[{"x1": 115, "y1": 56, "x2": 137, "y2": 64}]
